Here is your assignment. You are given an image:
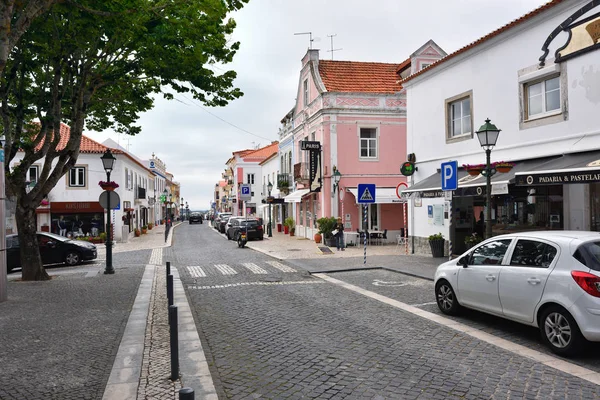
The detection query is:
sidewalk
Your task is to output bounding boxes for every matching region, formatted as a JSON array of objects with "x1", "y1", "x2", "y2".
[{"x1": 245, "y1": 229, "x2": 443, "y2": 280}]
